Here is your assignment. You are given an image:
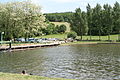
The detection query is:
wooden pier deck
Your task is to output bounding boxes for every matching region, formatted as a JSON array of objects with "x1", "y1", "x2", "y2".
[{"x1": 0, "y1": 43, "x2": 60, "y2": 51}]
